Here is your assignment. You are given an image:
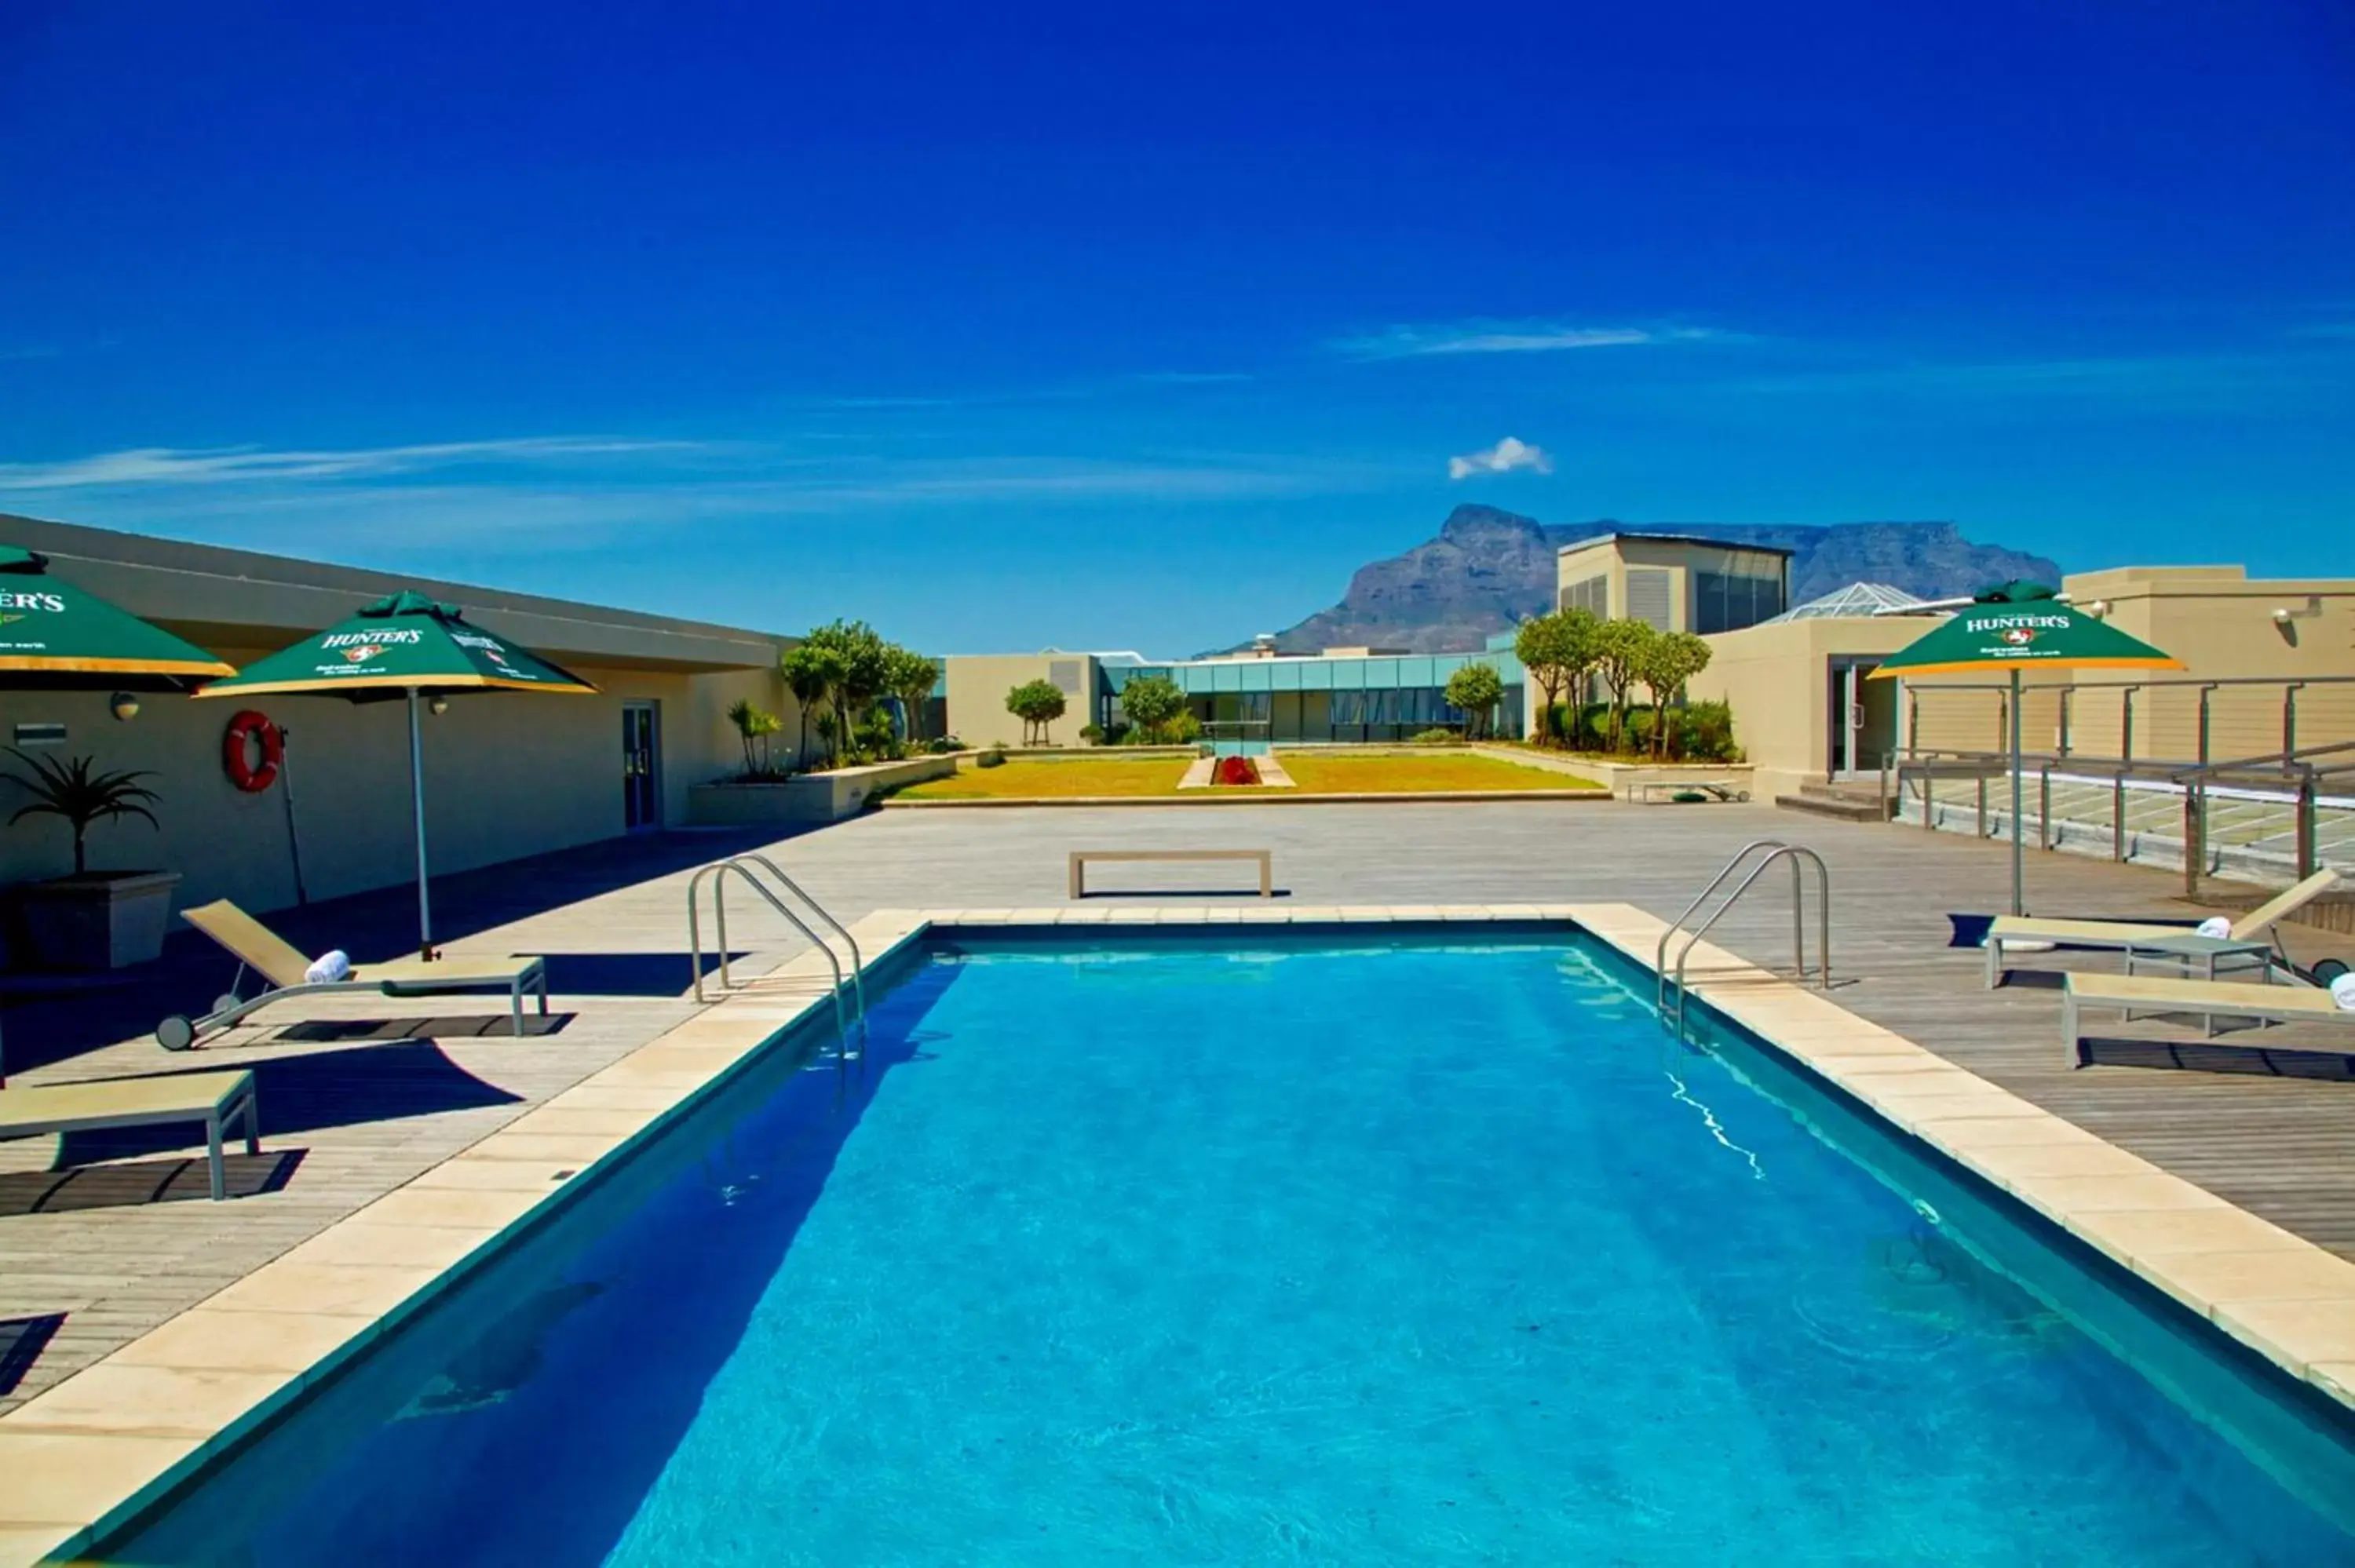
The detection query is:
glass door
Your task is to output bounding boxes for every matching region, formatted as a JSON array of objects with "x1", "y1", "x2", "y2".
[{"x1": 622, "y1": 702, "x2": 661, "y2": 830}]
